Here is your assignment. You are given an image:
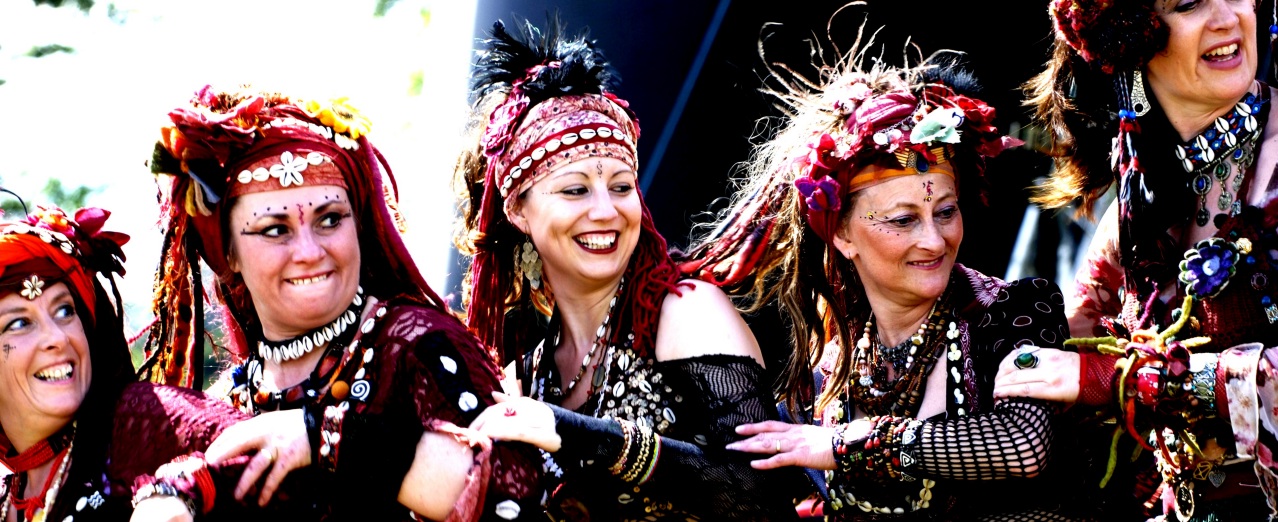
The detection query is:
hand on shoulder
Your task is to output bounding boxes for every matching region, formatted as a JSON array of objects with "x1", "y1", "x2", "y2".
[{"x1": 653, "y1": 279, "x2": 764, "y2": 365}]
